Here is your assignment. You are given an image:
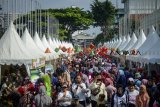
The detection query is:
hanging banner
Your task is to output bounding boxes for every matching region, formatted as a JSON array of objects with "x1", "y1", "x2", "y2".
[
  {"x1": 45, "y1": 63, "x2": 54, "y2": 74},
  {"x1": 31, "y1": 58, "x2": 46, "y2": 69},
  {"x1": 39, "y1": 58, "x2": 46, "y2": 68},
  {"x1": 32, "y1": 59, "x2": 37, "y2": 69},
  {"x1": 30, "y1": 69, "x2": 40, "y2": 83}
]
